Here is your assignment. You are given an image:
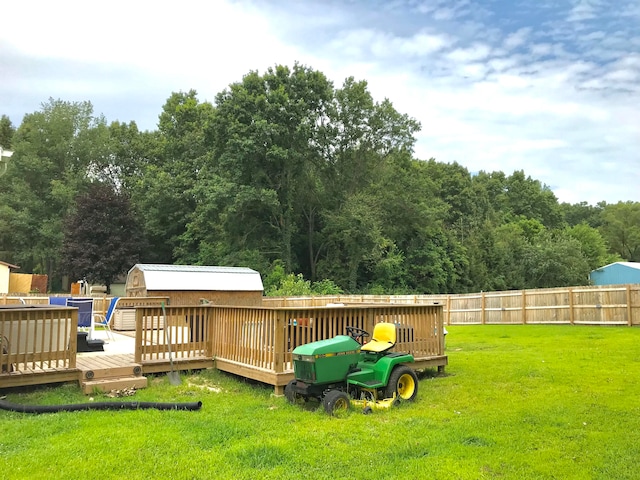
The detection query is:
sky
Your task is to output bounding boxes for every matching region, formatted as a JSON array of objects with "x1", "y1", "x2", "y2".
[{"x1": 1, "y1": 0, "x2": 639, "y2": 205}]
